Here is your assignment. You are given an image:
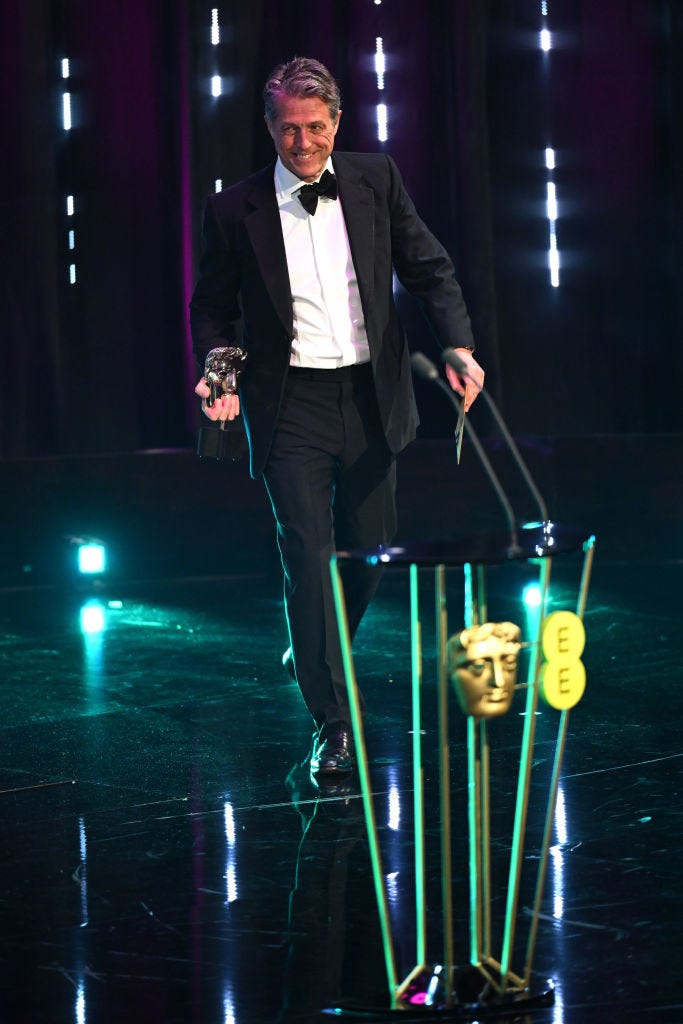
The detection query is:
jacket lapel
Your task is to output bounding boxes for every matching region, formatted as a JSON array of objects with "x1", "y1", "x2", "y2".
[
  {"x1": 332, "y1": 154, "x2": 376, "y2": 307},
  {"x1": 243, "y1": 166, "x2": 293, "y2": 335}
]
